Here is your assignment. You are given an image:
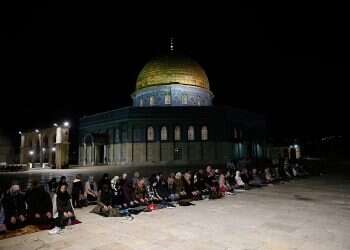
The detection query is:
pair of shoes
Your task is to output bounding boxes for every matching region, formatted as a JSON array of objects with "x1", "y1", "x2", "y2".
[{"x1": 48, "y1": 226, "x2": 63, "y2": 235}]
